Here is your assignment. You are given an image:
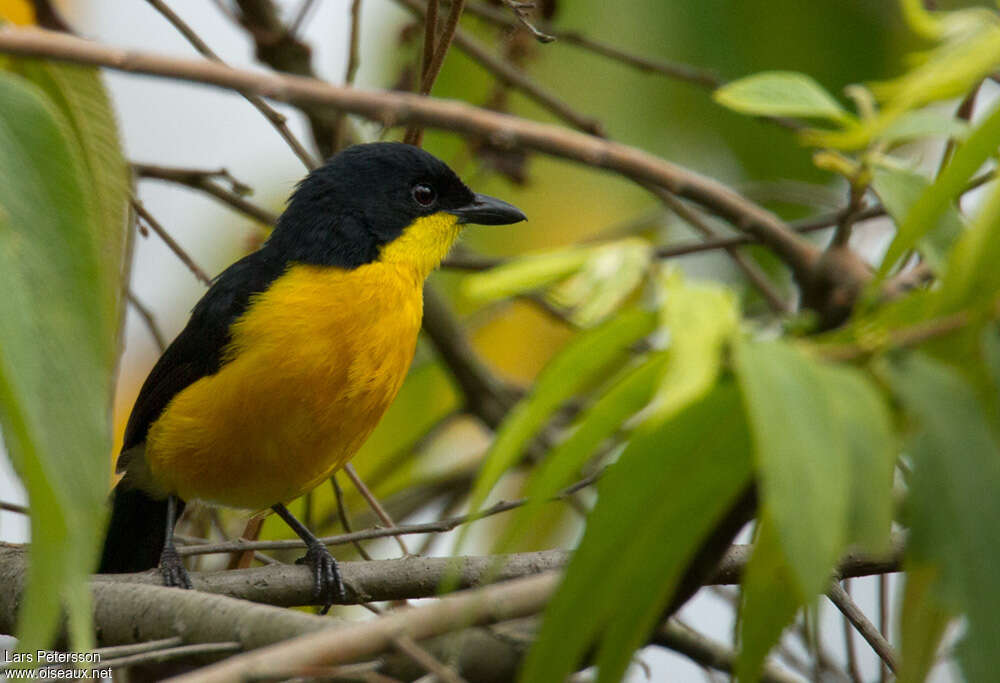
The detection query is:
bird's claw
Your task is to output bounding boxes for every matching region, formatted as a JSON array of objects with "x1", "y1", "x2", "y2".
[
  {"x1": 159, "y1": 544, "x2": 192, "y2": 589},
  {"x1": 297, "y1": 542, "x2": 345, "y2": 613}
]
